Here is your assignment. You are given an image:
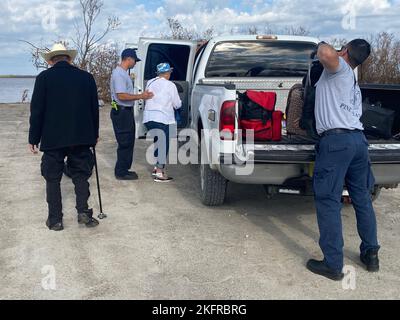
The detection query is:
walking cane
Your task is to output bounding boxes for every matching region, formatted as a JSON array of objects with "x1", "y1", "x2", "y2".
[{"x1": 93, "y1": 146, "x2": 107, "y2": 219}]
